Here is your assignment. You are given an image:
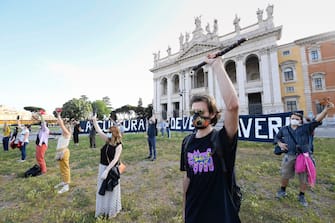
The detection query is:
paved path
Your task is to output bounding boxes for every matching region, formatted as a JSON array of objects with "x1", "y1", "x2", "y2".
[{"x1": 314, "y1": 126, "x2": 335, "y2": 138}]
